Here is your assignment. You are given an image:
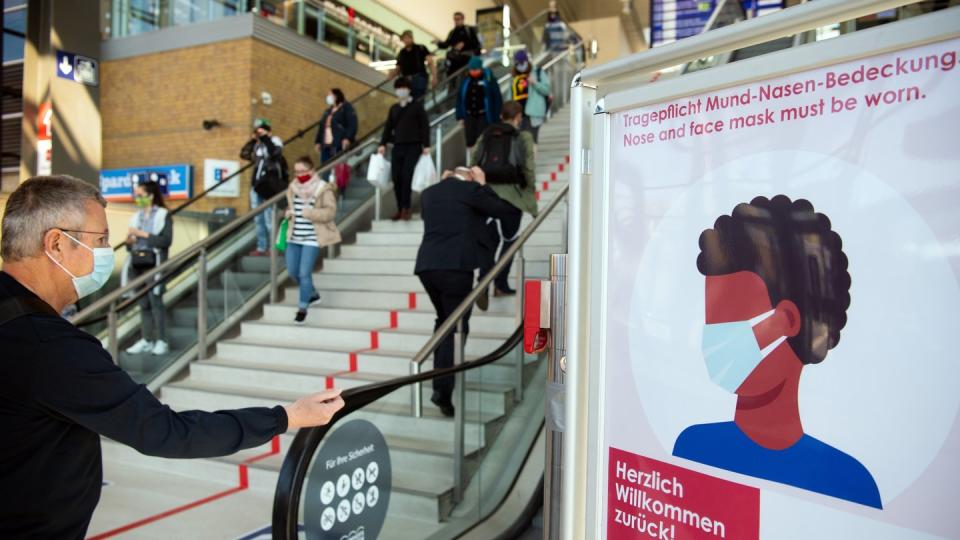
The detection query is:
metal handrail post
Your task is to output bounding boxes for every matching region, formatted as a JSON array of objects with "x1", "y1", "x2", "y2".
[
  {"x1": 452, "y1": 318, "x2": 466, "y2": 504},
  {"x1": 514, "y1": 247, "x2": 525, "y2": 403},
  {"x1": 374, "y1": 187, "x2": 381, "y2": 221},
  {"x1": 544, "y1": 253, "x2": 567, "y2": 540},
  {"x1": 269, "y1": 201, "x2": 280, "y2": 304},
  {"x1": 197, "y1": 248, "x2": 208, "y2": 361},
  {"x1": 107, "y1": 302, "x2": 119, "y2": 362},
  {"x1": 410, "y1": 362, "x2": 422, "y2": 417},
  {"x1": 435, "y1": 124, "x2": 443, "y2": 173}
]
